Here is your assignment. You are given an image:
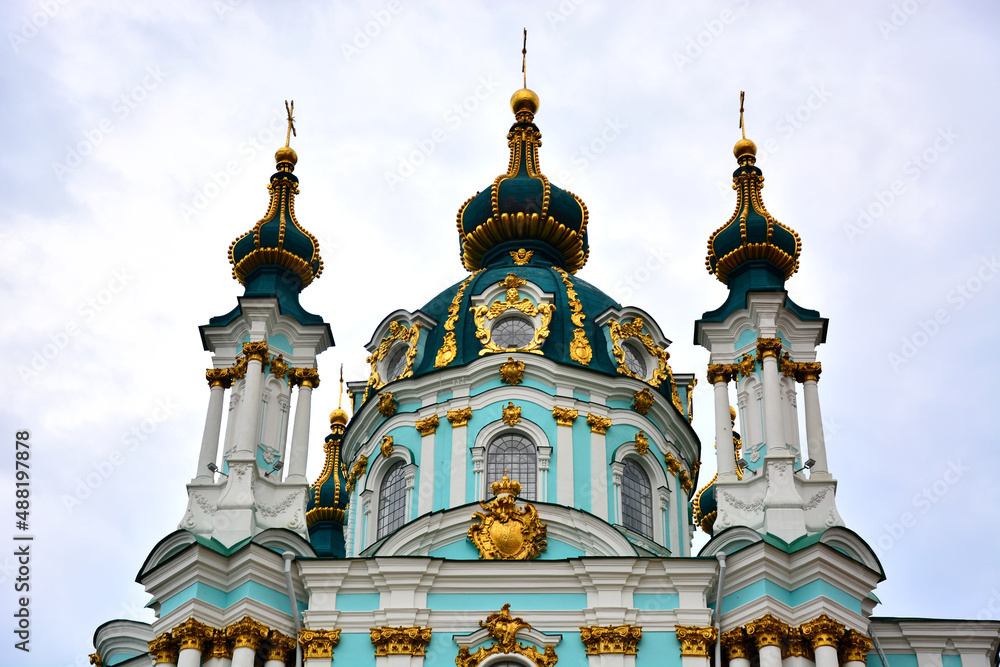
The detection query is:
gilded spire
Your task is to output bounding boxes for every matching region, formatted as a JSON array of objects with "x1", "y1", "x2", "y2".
[{"x1": 734, "y1": 91, "x2": 758, "y2": 164}]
